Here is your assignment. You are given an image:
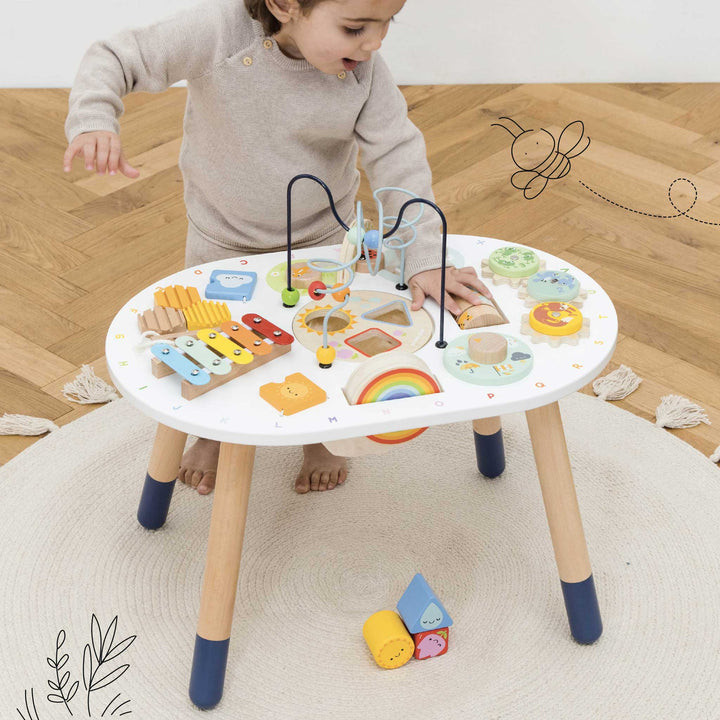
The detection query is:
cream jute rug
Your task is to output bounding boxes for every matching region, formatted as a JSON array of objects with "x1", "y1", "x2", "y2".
[{"x1": 1, "y1": 393, "x2": 719, "y2": 719}]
